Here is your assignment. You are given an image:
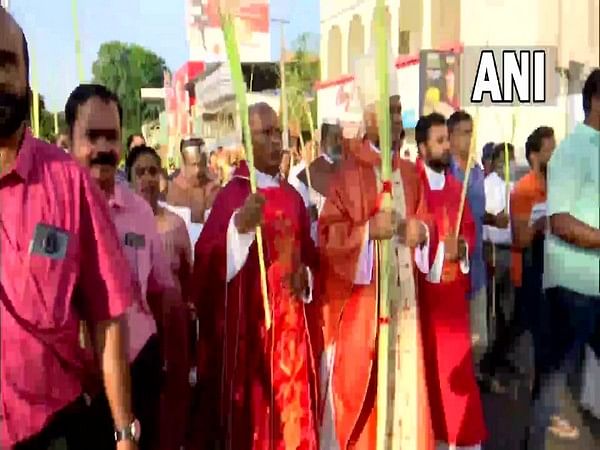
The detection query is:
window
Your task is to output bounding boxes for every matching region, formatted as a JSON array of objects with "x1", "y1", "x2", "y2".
[{"x1": 399, "y1": 30, "x2": 411, "y2": 55}]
